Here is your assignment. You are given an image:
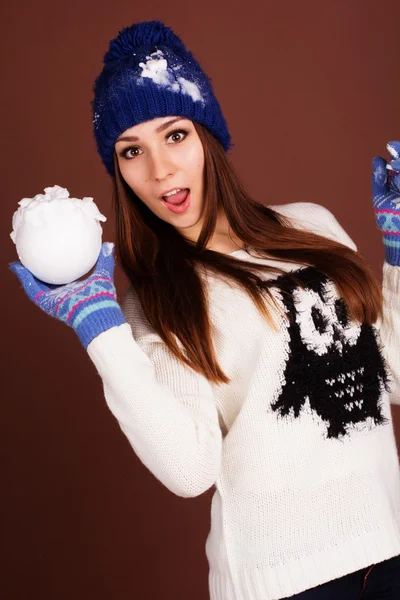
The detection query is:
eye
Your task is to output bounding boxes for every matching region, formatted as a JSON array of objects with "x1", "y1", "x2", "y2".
[
  {"x1": 119, "y1": 145, "x2": 143, "y2": 160},
  {"x1": 311, "y1": 306, "x2": 329, "y2": 334},
  {"x1": 166, "y1": 129, "x2": 188, "y2": 144},
  {"x1": 335, "y1": 299, "x2": 349, "y2": 327}
]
